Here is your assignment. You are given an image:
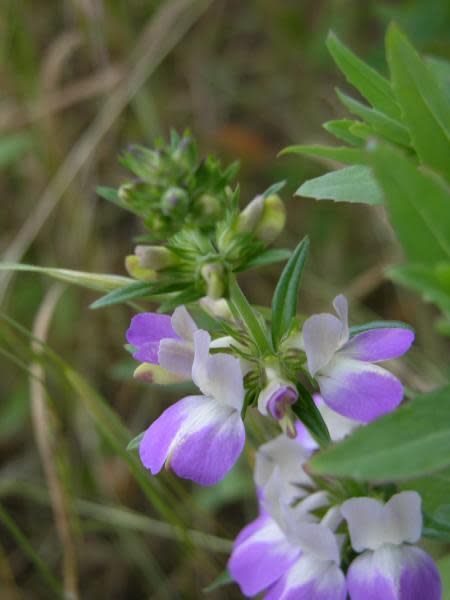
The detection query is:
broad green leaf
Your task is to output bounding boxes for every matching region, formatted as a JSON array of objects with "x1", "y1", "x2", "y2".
[
  {"x1": 336, "y1": 89, "x2": 410, "y2": 147},
  {"x1": 369, "y1": 144, "x2": 450, "y2": 264},
  {"x1": 438, "y1": 554, "x2": 450, "y2": 600},
  {"x1": 280, "y1": 144, "x2": 367, "y2": 166},
  {"x1": 271, "y1": 236, "x2": 309, "y2": 348},
  {"x1": 310, "y1": 385, "x2": 450, "y2": 480},
  {"x1": 0, "y1": 263, "x2": 134, "y2": 292},
  {"x1": 90, "y1": 281, "x2": 154, "y2": 309},
  {"x1": 293, "y1": 383, "x2": 330, "y2": 447},
  {"x1": 0, "y1": 132, "x2": 33, "y2": 168},
  {"x1": 389, "y1": 264, "x2": 450, "y2": 315},
  {"x1": 296, "y1": 165, "x2": 383, "y2": 205},
  {"x1": 401, "y1": 467, "x2": 450, "y2": 514},
  {"x1": 238, "y1": 248, "x2": 291, "y2": 271},
  {"x1": 326, "y1": 31, "x2": 401, "y2": 120},
  {"x1": 386, "y1": 24, "x2": 450, "y2": 178},
  {"x1": 323, "y1": 120, "x2": 365, "y2": 146},
  {"x1": 228, "y1": 276, "x2": 272, "y2": 355},
  {"x1": 426, "y1": 56, "x2": 450, "y2": 105}
]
